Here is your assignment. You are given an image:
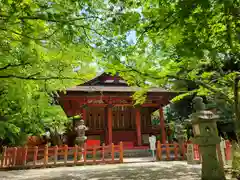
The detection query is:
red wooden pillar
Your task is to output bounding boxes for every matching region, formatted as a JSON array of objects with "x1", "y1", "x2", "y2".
[
  {"x1": 136, "y1": 108, "x2": 142, "y2": 146},
  {"x1": 104, "y1": 107, "x2": 108, "y2": 144},
  {"x1": 107, "y1": 105, "x2": 113, "y2": 145},
  {"x1": 159, "y1": 107, "x2": 166, "y2": 144}
]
